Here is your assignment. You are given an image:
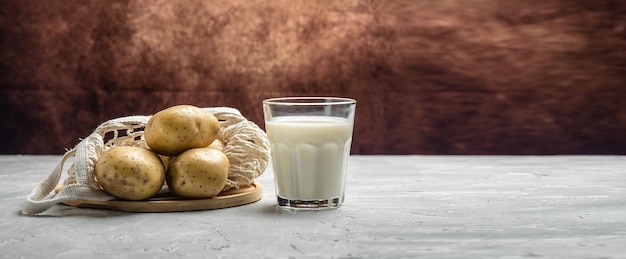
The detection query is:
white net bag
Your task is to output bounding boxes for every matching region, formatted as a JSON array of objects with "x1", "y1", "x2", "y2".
[{"x1": 21, "y1": 107, "x2": 270, "y2": 215}]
